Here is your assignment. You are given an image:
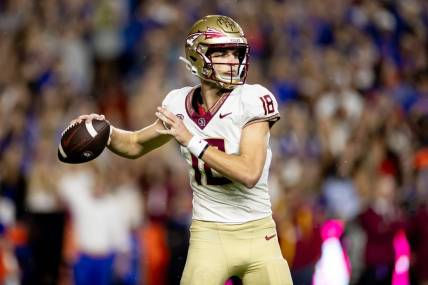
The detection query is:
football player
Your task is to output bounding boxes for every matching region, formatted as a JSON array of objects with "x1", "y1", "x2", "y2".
[{"x1": 71, "y1": 15, "x2": 293, "y2": 285}]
